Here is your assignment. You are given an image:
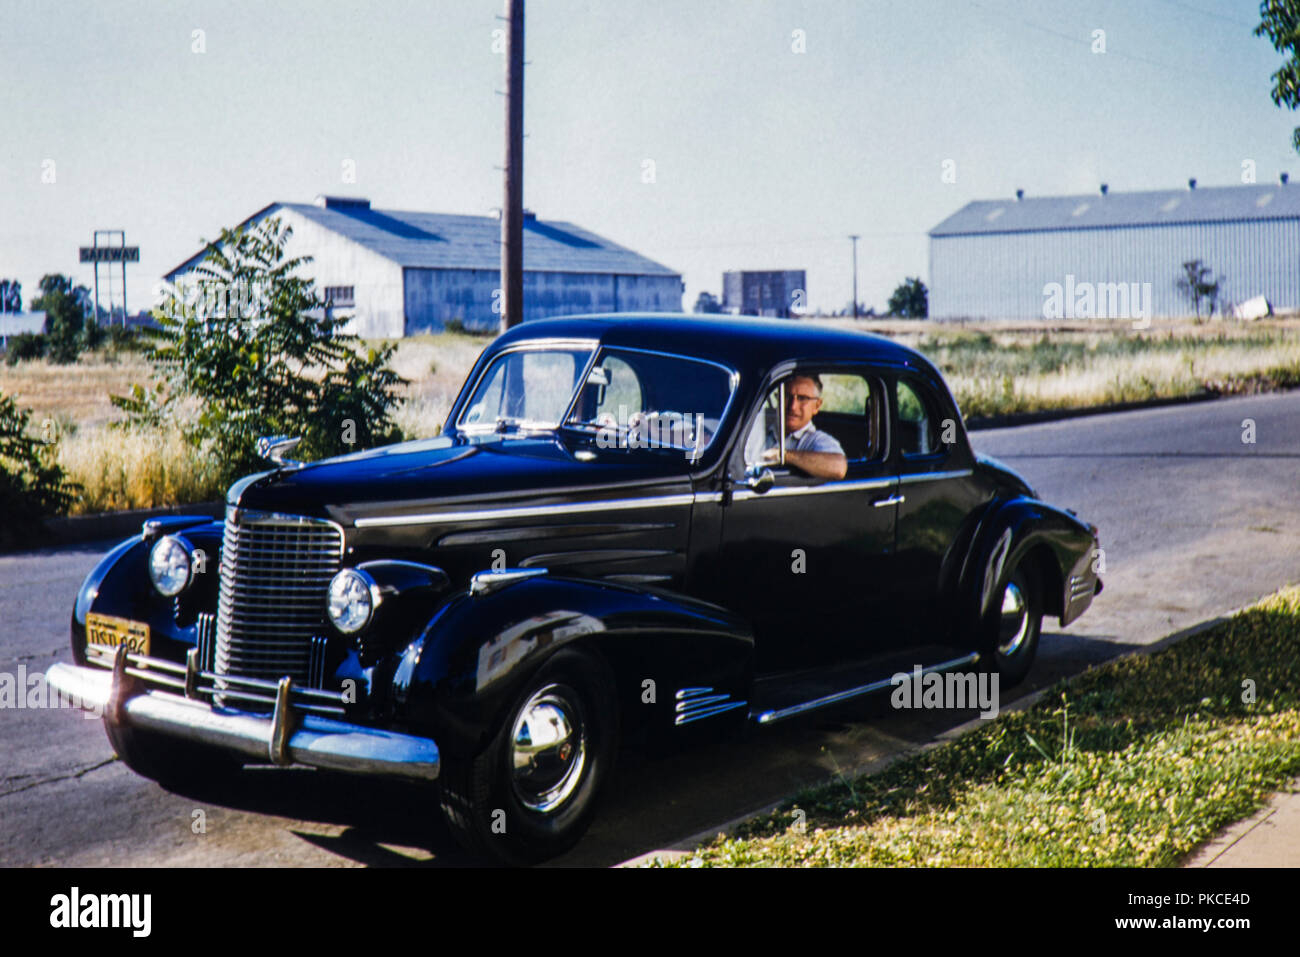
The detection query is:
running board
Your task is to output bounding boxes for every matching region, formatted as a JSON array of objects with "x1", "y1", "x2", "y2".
[{"x1": 751, "y1": 653, "x2": 981, "y2": 726}]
